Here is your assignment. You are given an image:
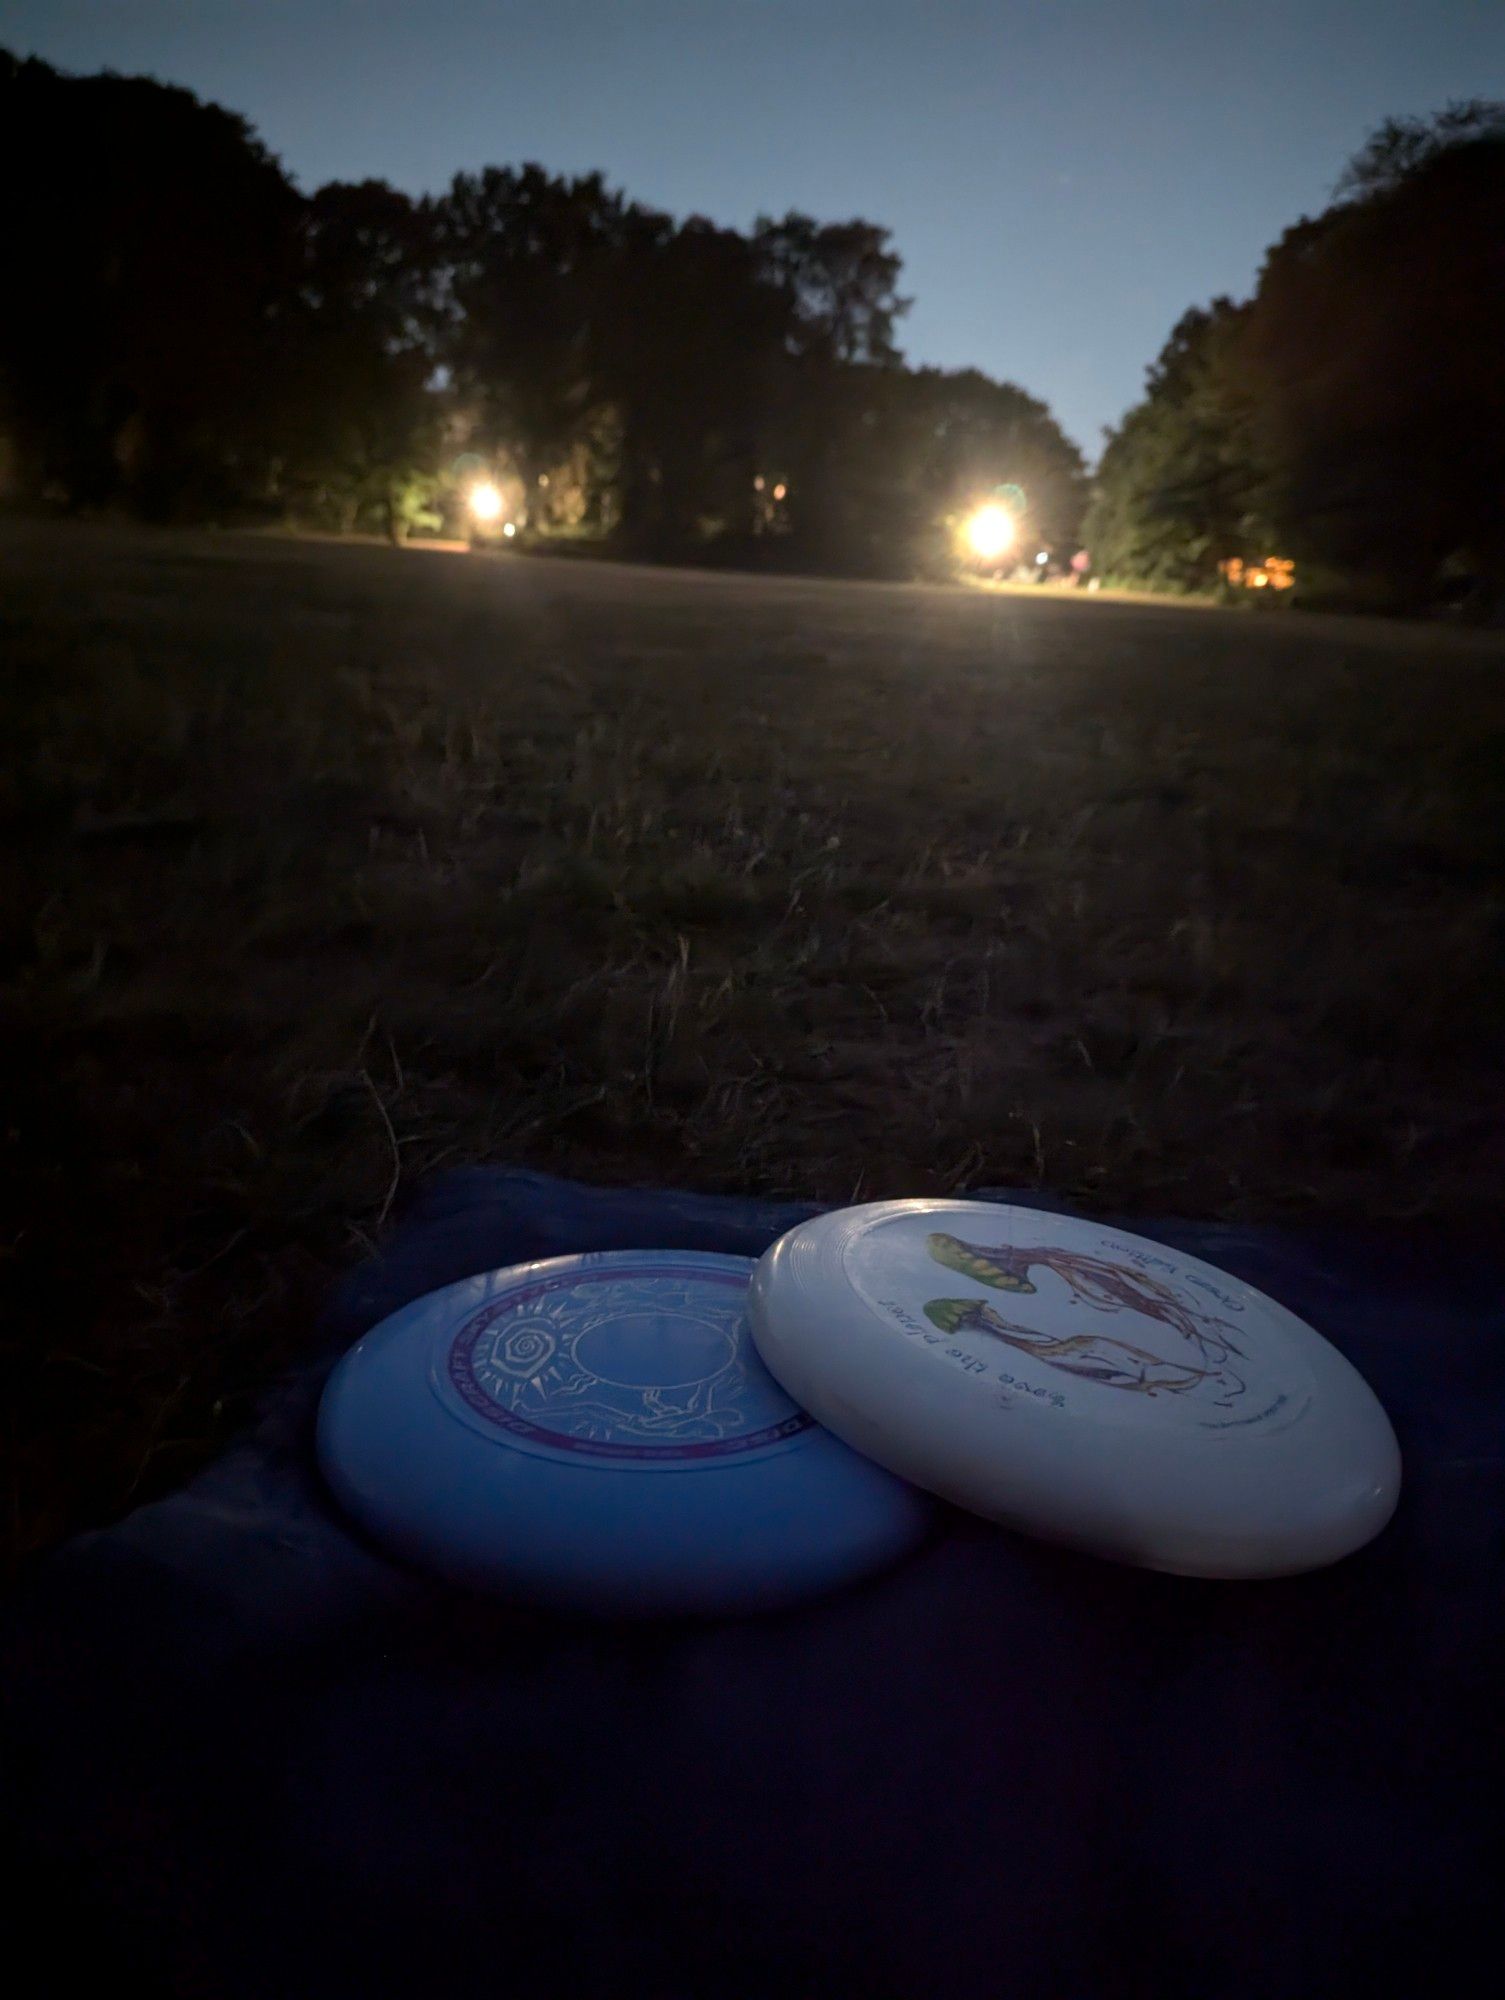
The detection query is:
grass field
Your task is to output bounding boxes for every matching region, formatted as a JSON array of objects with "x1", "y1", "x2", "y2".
[{"x1": 4, "y1": 518, "x2": 1503, "y2": 1561}]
